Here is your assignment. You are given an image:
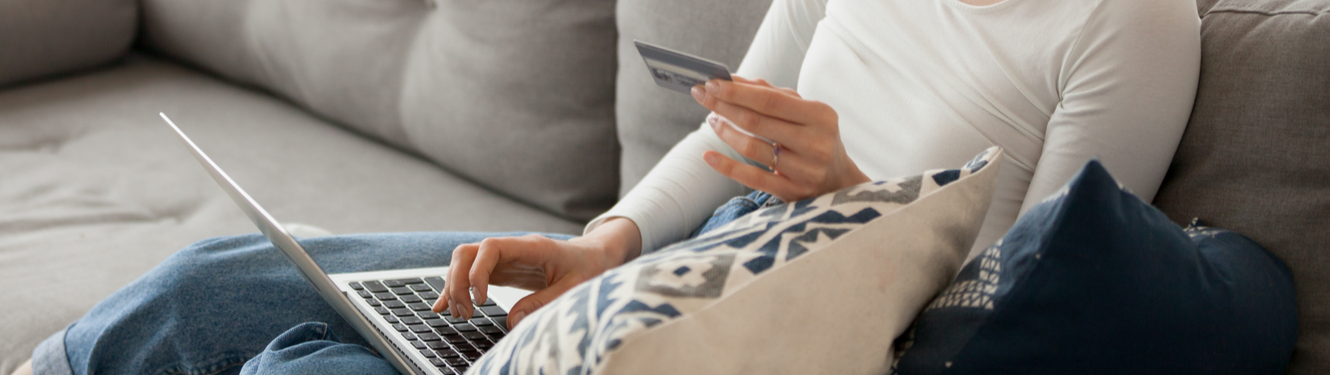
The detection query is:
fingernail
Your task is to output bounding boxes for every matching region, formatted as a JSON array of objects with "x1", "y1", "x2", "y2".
[
  {"x1": 510, "y1": 310, "x2": 527, "y2": 328},
  {"x1": 471, "y1": 289, "x2": 481, "y2": 306},
  {"x1": 703, "y1": 153, "x2": 718, "y2": 166},
  {"x1": 690, "y1": 86, "x2": 705, "y2": 102},
  {"x1": 706, "y1": 80, "x2": 719, "y2": 94},
  {"x1": 707, "y1": 114, "x2": 719, "y2": 130}
]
